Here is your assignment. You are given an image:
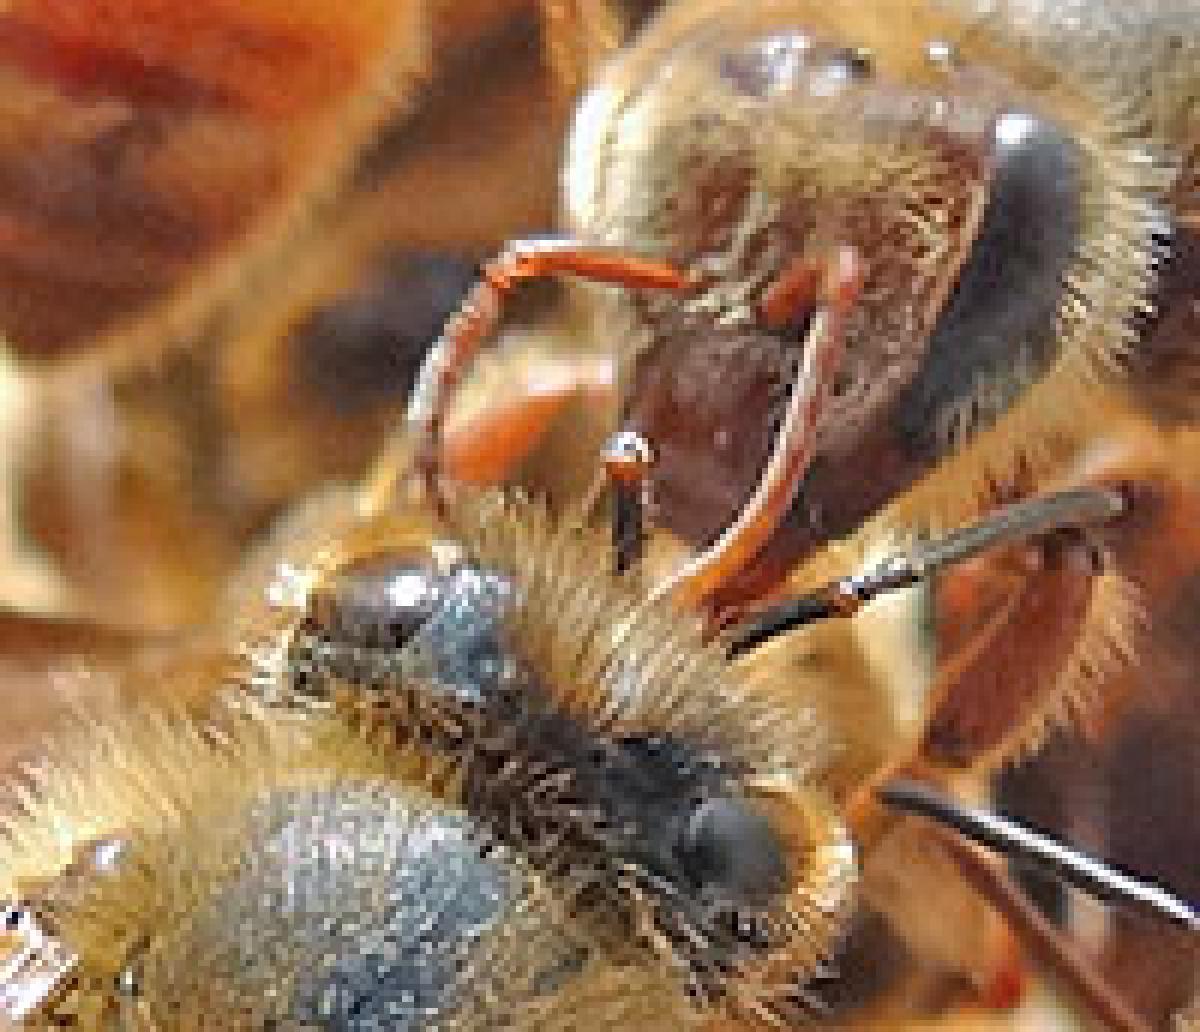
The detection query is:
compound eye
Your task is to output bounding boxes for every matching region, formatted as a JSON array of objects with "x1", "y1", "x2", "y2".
[
  {"x1": 895, "y1": 108, "x2": 1083, "y2": 455},
  {"x1": 306, "y1": 552, "x2": 451, "y2": 653},
  {"x1": 299, "y1": 546, "x2": 518, "y2": 715},
  {"x1": 680, "y1": 796, "x2": 789, "y2": 907}
]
